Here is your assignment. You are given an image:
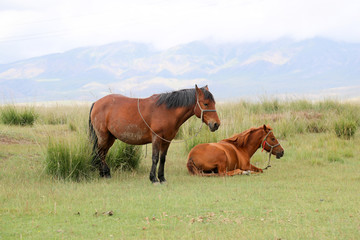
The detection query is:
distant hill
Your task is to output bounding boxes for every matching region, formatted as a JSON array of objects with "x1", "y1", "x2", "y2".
[{"x1": 1, "y1": 38, "x2": 359, "y2": 103}]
